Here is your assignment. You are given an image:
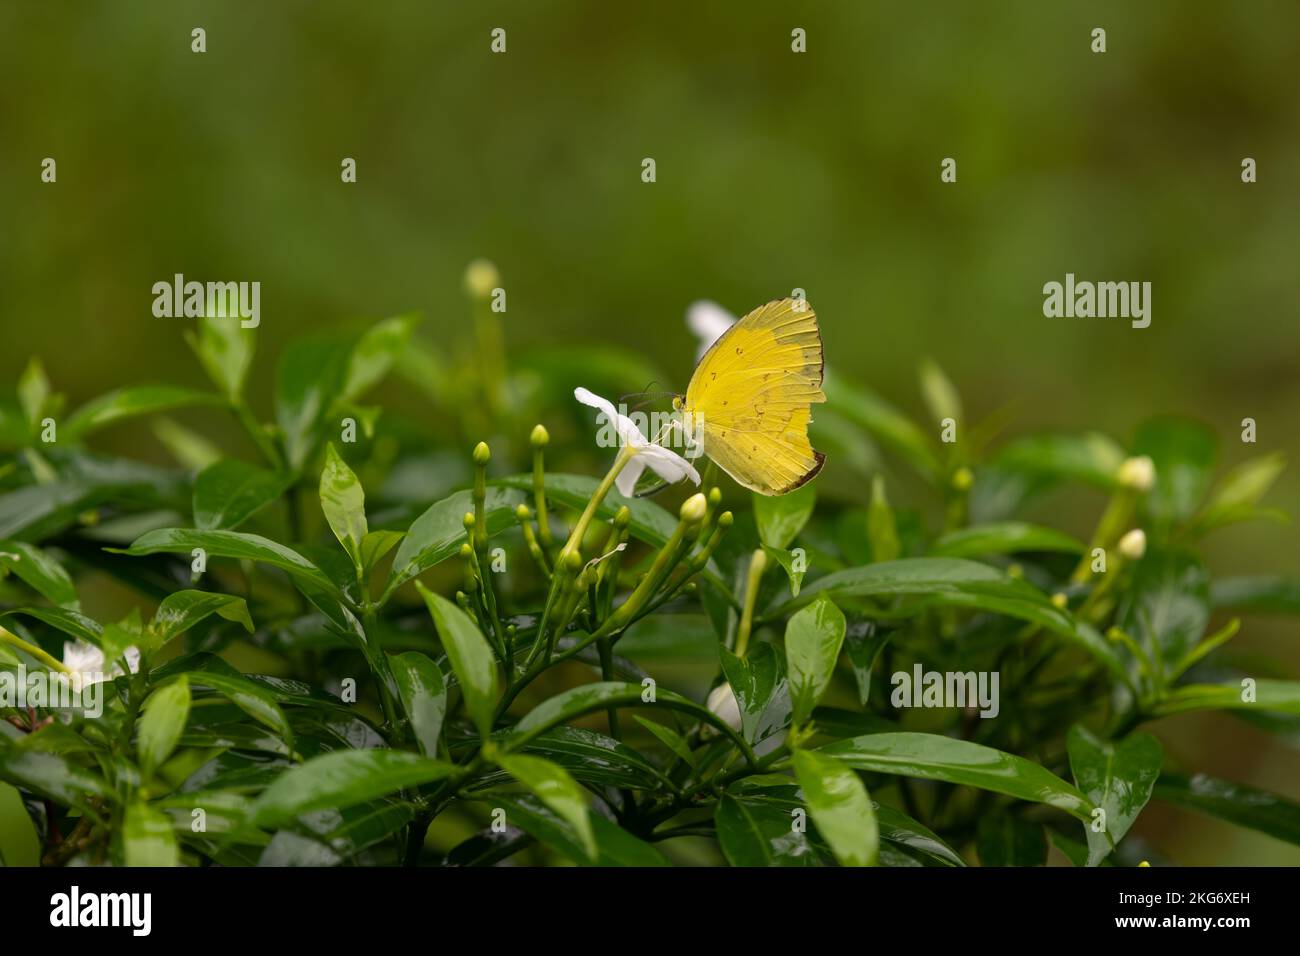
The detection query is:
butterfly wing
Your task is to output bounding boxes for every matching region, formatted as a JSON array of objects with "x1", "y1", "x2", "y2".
[{"x1": 684, "y1": 298, "x2": 826, "y2": 495}]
